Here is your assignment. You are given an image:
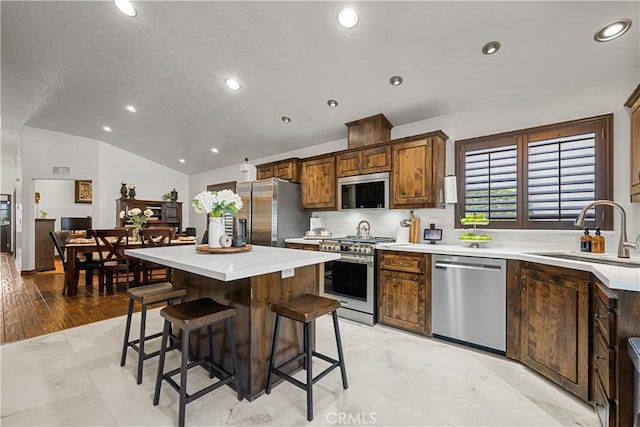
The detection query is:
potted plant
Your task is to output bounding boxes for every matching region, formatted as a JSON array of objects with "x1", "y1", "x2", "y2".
[{"x1": 192, "y1": 190, "x2": 243, "y2": 248}]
